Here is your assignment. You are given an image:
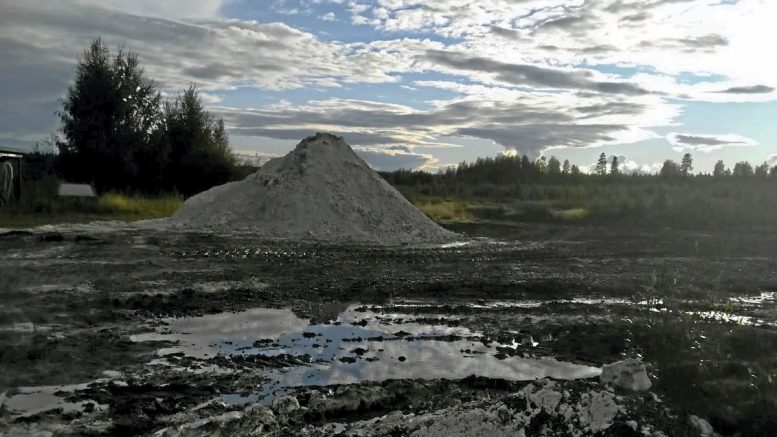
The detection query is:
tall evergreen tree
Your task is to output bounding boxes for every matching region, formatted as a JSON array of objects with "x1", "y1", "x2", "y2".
[
  {"x1": 160, "y1": 84, "x2": 237, "y2": 196},
  {"x1": 610, "y1": 156, "x2": 620, "y2": 175},
  {"x1": 595, "y1": 153, "x2": 608, "y2": 176},
  {"x1": 562, "y1": 159, "x2": 570, "y2": 175},
  {"x1": 680, "y1": 153, "x2": 693, "y2": 176},
  {"x1": 548, "y1": 156, "x2": 561, "y2": 175},
  {"x1": 520, "y1": 155, "x2": 531, "y2": 172},
  {"x1": 58, "y1": 38, "x2": 161, "y2": 192}
]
